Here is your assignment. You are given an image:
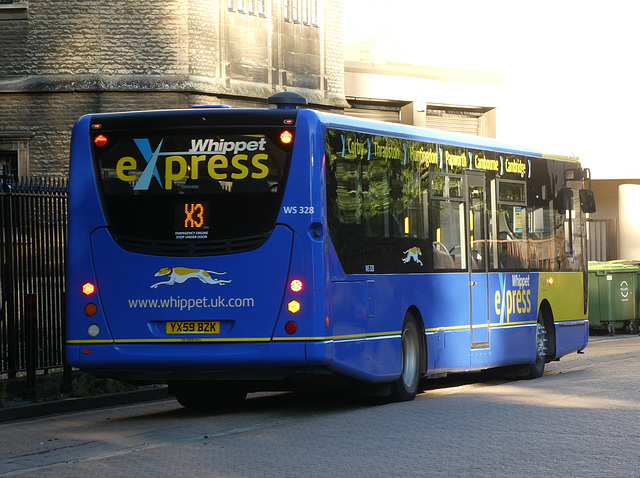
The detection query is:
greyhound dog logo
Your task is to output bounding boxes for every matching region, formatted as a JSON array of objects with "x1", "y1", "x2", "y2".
[
  {"x1": 150, "y1": 267, "x2": 231, "y2": 288},
  {"x1": 402, "y1": 247, "x2": 423, "y2": 266}
]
